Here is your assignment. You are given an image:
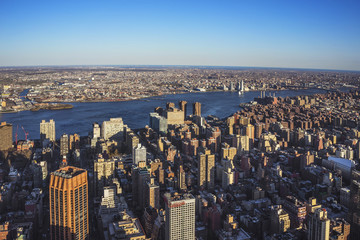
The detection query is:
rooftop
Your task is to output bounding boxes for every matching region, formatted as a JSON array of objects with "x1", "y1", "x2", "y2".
[{"x1": 52, "y1": 166, "x2": 86, "y2": 179}]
